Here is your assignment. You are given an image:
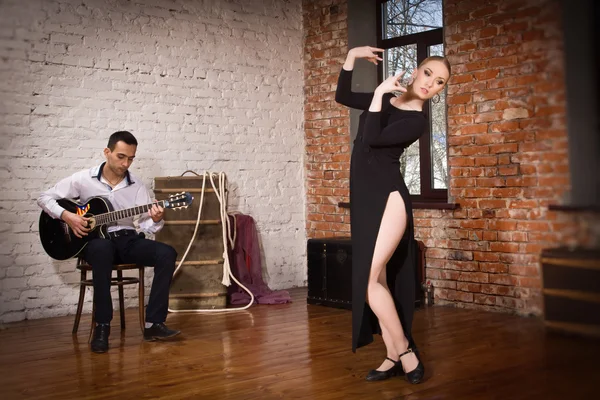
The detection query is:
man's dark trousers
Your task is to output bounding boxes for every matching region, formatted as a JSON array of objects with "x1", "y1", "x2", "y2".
[{"x1": 83, "y1": 232, "x2": 177, "y2": 324}]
